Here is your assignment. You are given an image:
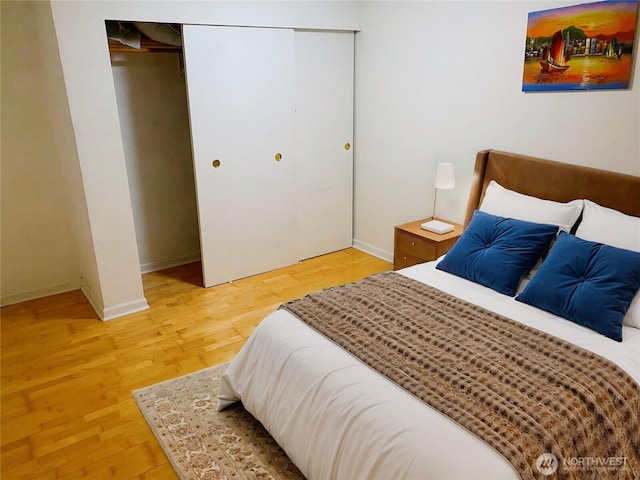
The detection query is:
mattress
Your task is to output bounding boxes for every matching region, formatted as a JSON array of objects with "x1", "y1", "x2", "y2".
[{"x1": 217, "y1": 260, "x2": 640, "y2": 480}]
